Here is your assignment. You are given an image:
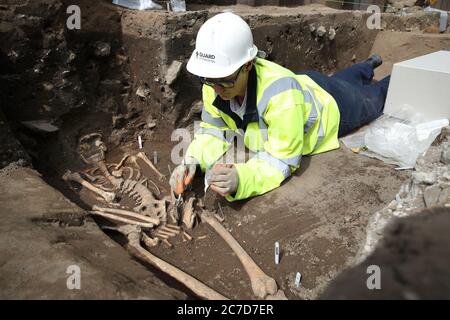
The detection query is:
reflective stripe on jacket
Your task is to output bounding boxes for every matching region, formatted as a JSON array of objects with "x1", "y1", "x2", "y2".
[{"x1": 186, "y1": 58, "x2": 340, "y2": 201}]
